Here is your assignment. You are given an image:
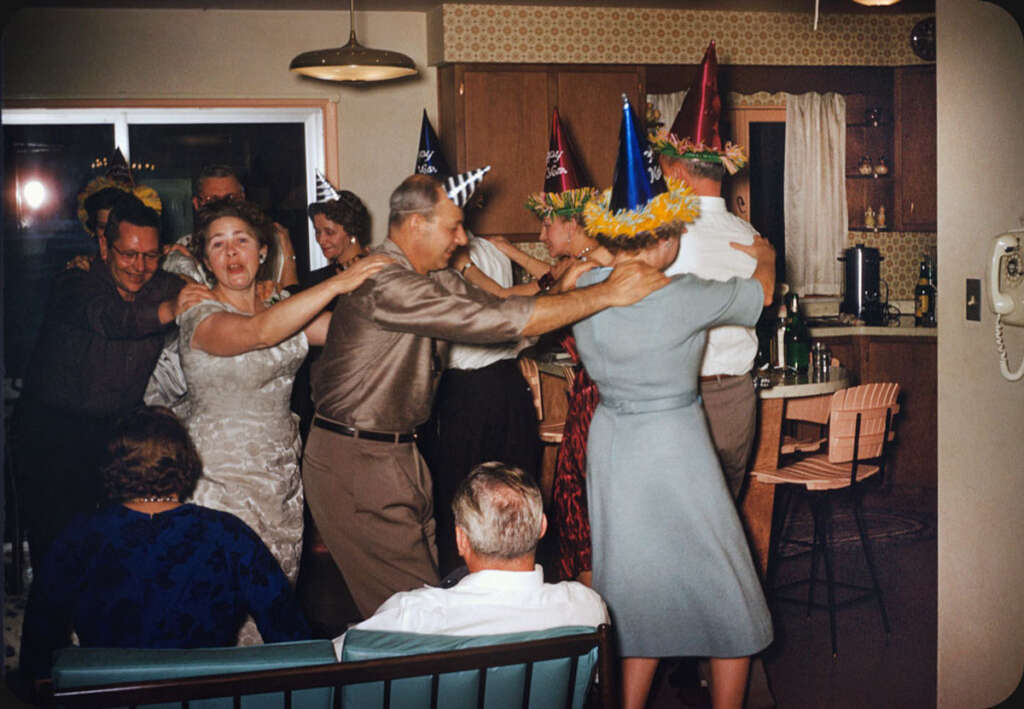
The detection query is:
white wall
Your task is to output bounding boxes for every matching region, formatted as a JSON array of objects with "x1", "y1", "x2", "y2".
[
  {"x1": 936, "y1": 0, "x2": 1024, "y2": 705},
  {"x1": 2, "y1": 7, "x2": 439, "y2": 241}
]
